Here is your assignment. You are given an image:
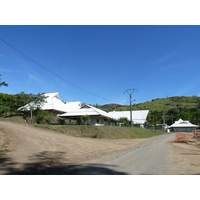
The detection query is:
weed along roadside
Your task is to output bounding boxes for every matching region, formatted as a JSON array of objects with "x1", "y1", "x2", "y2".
[
  {"x1": 34, "y1": 124, "x2": 165, "y2": 139},
  {"x1": 0, "y1": 128, "x2": 13, "y2": 158}
]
